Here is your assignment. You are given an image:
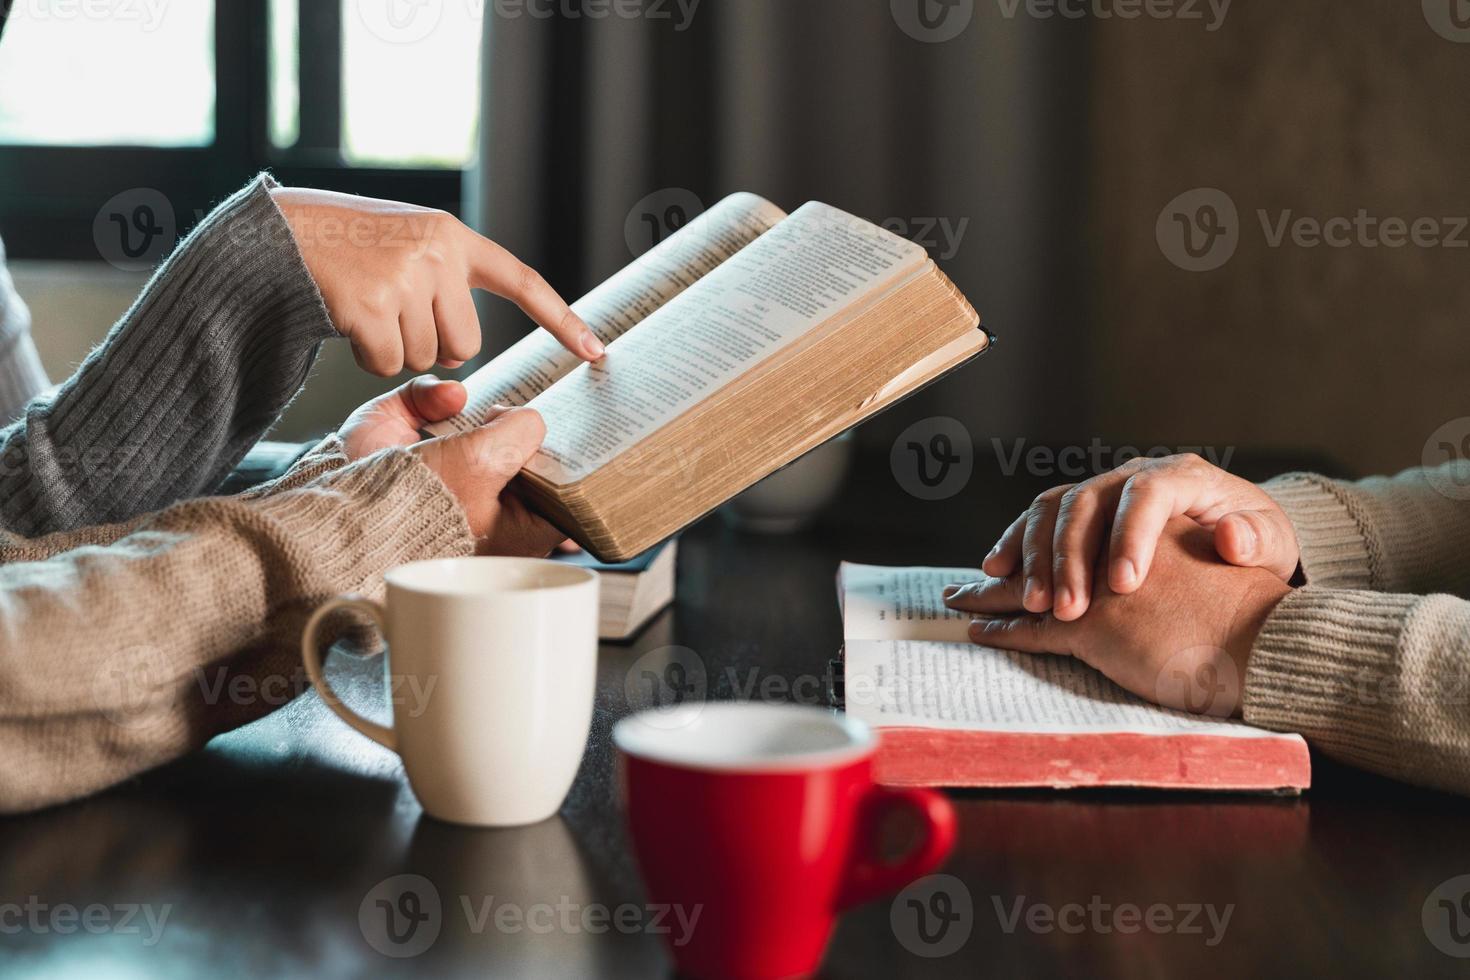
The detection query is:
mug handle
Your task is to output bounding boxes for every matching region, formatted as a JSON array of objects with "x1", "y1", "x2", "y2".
[
  {"x1": 300, "y1": 595, "x2": 396, "y2": 752},
  {"x1": 837, "y1": 785, "x2": 957, "y2": 910}
]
